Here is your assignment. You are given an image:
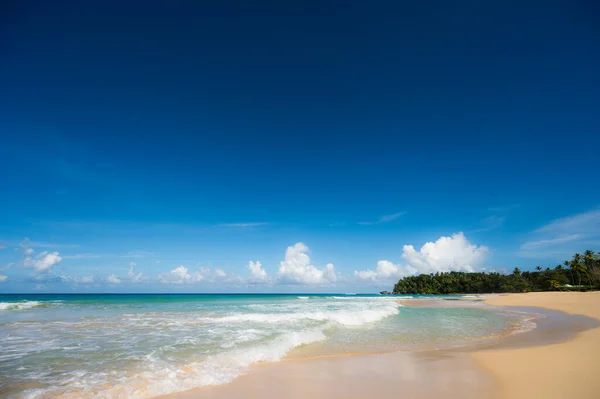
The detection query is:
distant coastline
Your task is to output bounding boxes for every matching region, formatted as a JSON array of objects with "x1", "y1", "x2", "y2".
[{"x1": 389, "y1": 250, "x2": 599, "y2": 294}]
